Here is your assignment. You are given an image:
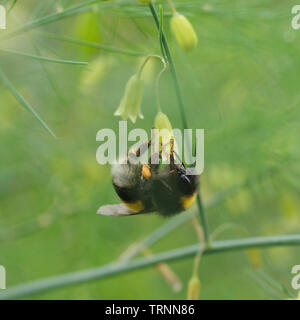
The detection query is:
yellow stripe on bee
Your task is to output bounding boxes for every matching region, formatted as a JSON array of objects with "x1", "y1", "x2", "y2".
[
  {"x1": 181, "y1": 193, "x2": 197, "y2": 210},
  {"x1": 123, "y1": 200, "x2": 144, "y2": 212}
]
